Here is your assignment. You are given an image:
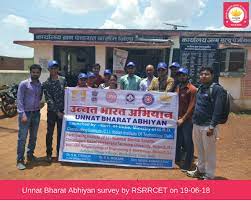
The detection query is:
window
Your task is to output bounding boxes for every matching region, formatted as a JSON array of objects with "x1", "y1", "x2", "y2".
[{"x1": 220, "y1": 48, "x2": 247, "y2": 74}]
